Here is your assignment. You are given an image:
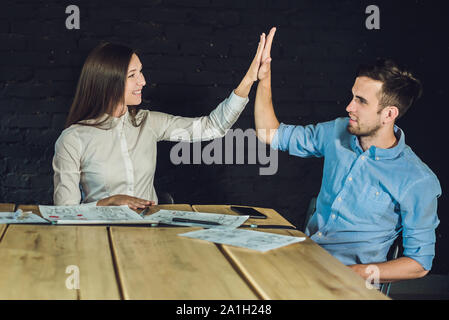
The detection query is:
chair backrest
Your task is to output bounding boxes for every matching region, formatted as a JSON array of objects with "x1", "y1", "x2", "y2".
[
  {"x1": 157, "y1": 192, "x2": 174, "y2": 205},
  {"x1": 379, "y1": 234, "x2": 402, "y2": 296},
  {"x1": 303, "y1": 197, "x2": 317, "y2": 232}
]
